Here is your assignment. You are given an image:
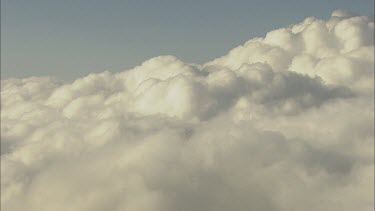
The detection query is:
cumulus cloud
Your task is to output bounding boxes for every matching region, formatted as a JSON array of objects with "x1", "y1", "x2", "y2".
[{"x1": 1, "y1": 10, "x2": 374, "y2": 211}]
